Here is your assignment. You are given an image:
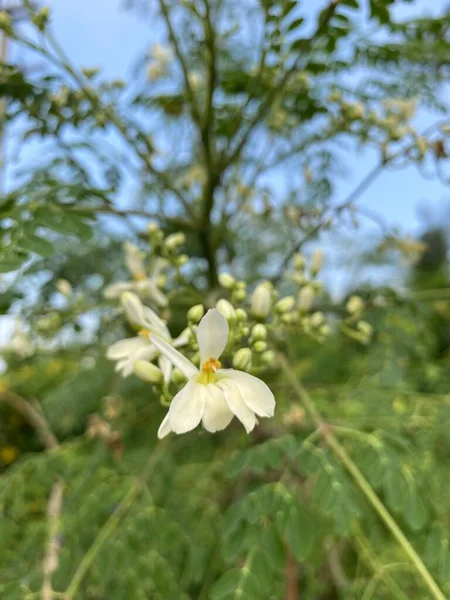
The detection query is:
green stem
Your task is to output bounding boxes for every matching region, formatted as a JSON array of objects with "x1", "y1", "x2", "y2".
[
  {"x1": 64, "y1": 443, "x2": 166, "y2": 600},
  {"x1": 279, "y1": 356, "x2": 446, "y2": 600}
]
